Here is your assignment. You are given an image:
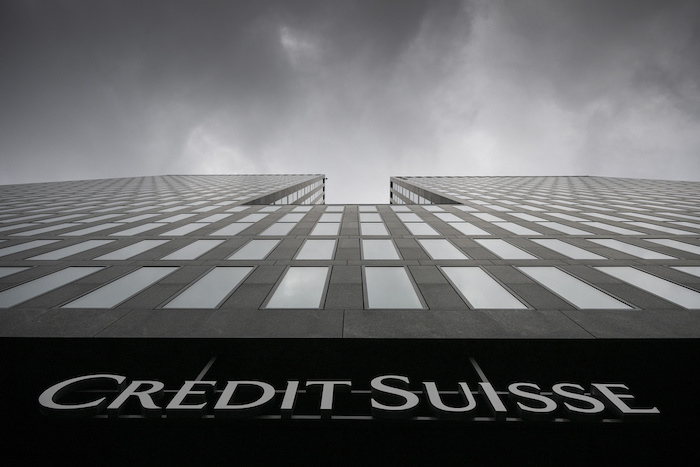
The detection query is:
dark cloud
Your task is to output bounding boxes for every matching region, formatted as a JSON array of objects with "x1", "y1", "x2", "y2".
[{"x1": 0, "y1": 1, "x2": 698, "y2": 202}]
